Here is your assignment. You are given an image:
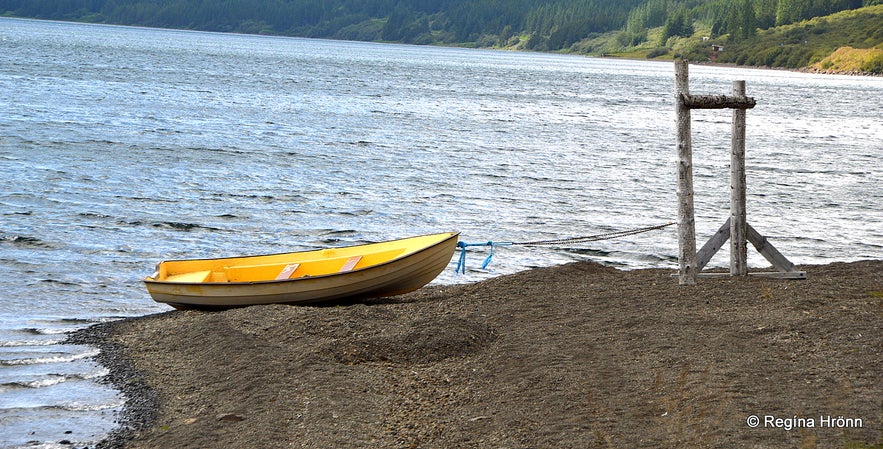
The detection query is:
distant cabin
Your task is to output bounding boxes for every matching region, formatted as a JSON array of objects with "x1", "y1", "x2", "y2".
[{"x1": 710, "y1": 45, "x2": 724, "y2": 61}]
